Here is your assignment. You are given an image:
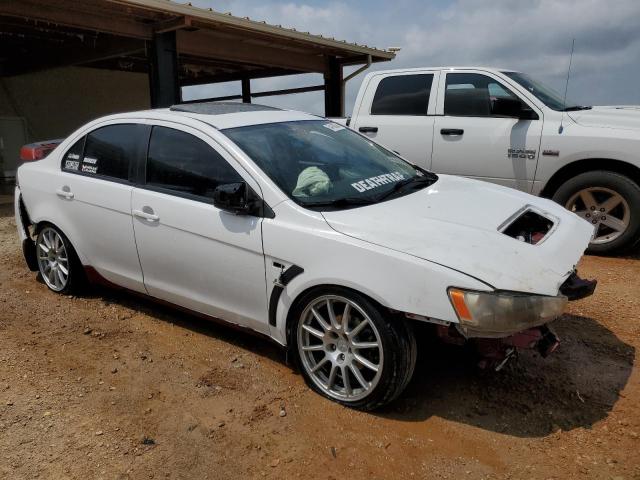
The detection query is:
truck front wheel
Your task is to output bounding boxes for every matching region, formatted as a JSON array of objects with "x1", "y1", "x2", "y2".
[{"x1": 552, "y1": 170, "x2": 640, "y2": 254}]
